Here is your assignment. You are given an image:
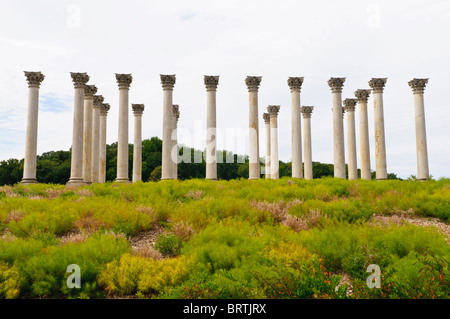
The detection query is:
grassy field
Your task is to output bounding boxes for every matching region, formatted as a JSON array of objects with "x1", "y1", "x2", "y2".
[{"x1": 0, "y1": 177, "x2": 449, "y2": 299}]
